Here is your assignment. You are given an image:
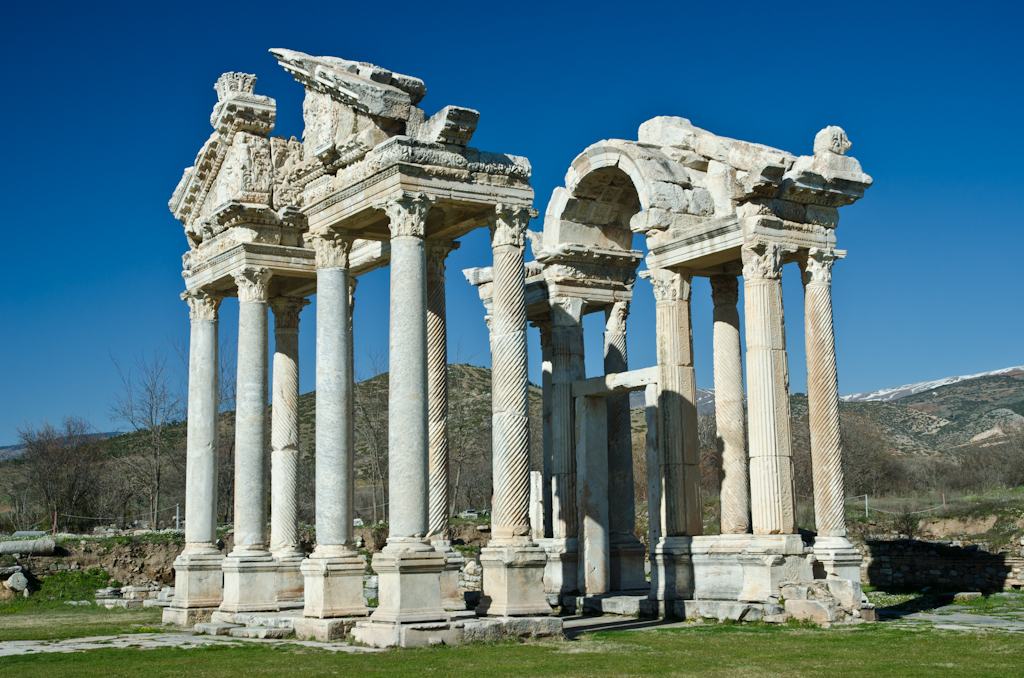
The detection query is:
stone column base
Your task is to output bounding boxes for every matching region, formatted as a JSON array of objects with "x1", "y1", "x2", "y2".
[
  {"x1": 477, "y1": 545, "x2": 551, "y2": 617},
  {"x1": 300, "y1": 552, "x2": 369, "y2": 619},
  {"x1": 649, "y1": 536, "x2": 694, "y2": 602},
  {"x1": 293, "y1": 616, "x2": 358, "y2": 642},
  {"x1": 274, "y1": 553, "x2": 305, "y2": 604},
  {"x1": 737, "y1": 534, "x2": 813, "y2": 603},
  {"x1": 170, "y1": 551, "x2": 224, "y2": 609},
  {"x1": 370, "y1": 545, "x2": 448, "y2": 624},
  {"x1": 432, "y1": 540, "x2": 467, "y2": 610},
  {"x1": 162, "y1": 605, "x2": 217, "y2": 627},
  {"x1": 538, "y1": 537, "x2": 579, "y2": 594},
  {"x1": 610, "y1": 538, "x2": 648, "y2": 592},
  {"x1": 220, "y1": 552, "x2": 278, "y2": 613},
  {"x1": 813, "y1": 536, "x2": 863, "y2": 583}
]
